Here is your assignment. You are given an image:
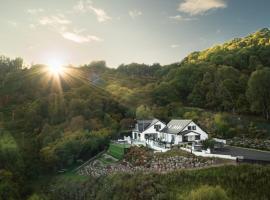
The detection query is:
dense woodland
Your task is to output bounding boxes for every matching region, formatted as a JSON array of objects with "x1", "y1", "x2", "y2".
[{"x1": 1, "y1": 28, "x2": 270, "y2": 199}]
